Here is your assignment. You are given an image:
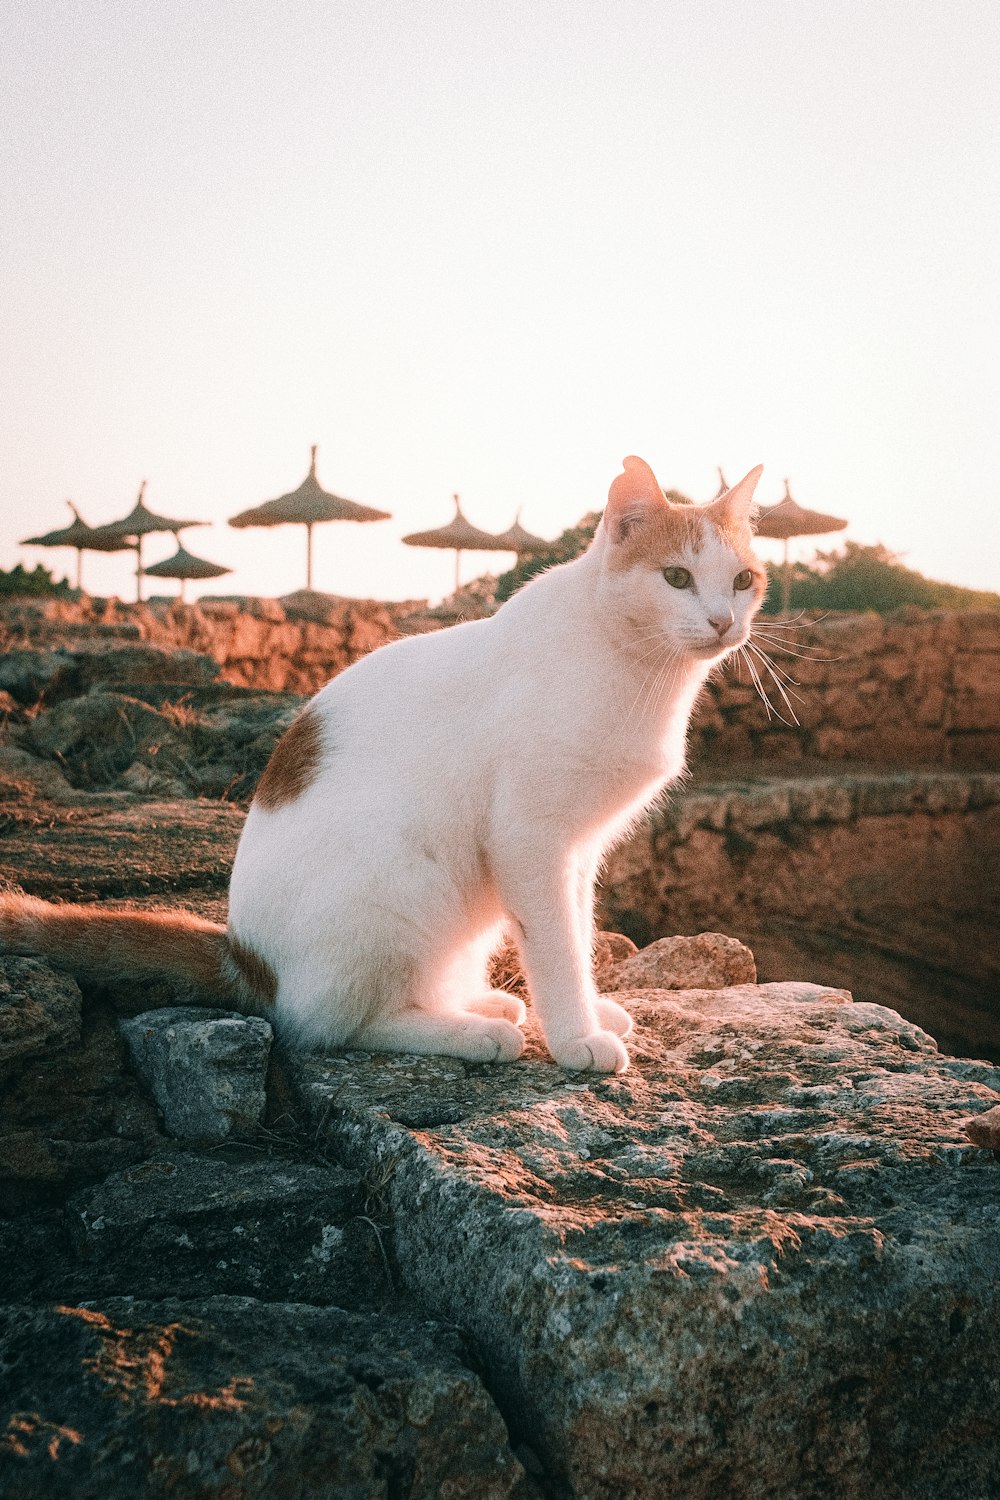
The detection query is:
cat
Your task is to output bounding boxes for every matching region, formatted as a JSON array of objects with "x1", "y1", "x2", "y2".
[{"x1": 0, "y1": 456, "x2": 766, "y2": 1074}]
